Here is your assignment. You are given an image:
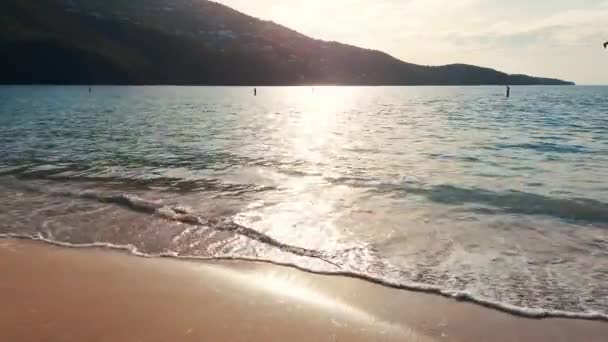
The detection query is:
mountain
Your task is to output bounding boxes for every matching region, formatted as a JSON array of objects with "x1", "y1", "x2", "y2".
[{"x1": 1, "y1": 0, "x2": 574, "y2": 85}]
